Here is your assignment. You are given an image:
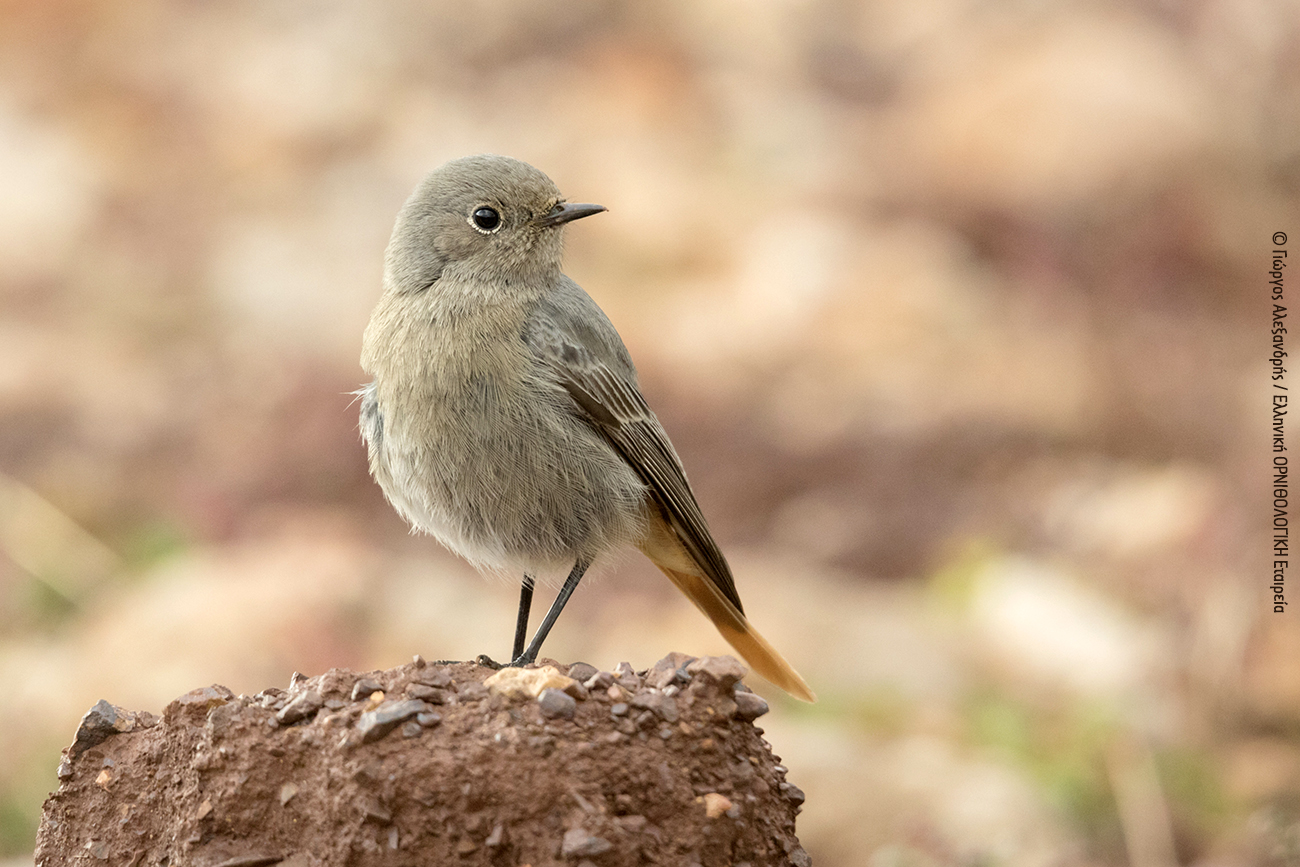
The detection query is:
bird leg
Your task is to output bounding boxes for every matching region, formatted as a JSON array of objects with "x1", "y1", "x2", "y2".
[
  {"x1": 512, "y1": 574, "x2": 535, "y2": 661},
  {"x1": 511, "y1": 559, "x2": 589, "y2": 666}
]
